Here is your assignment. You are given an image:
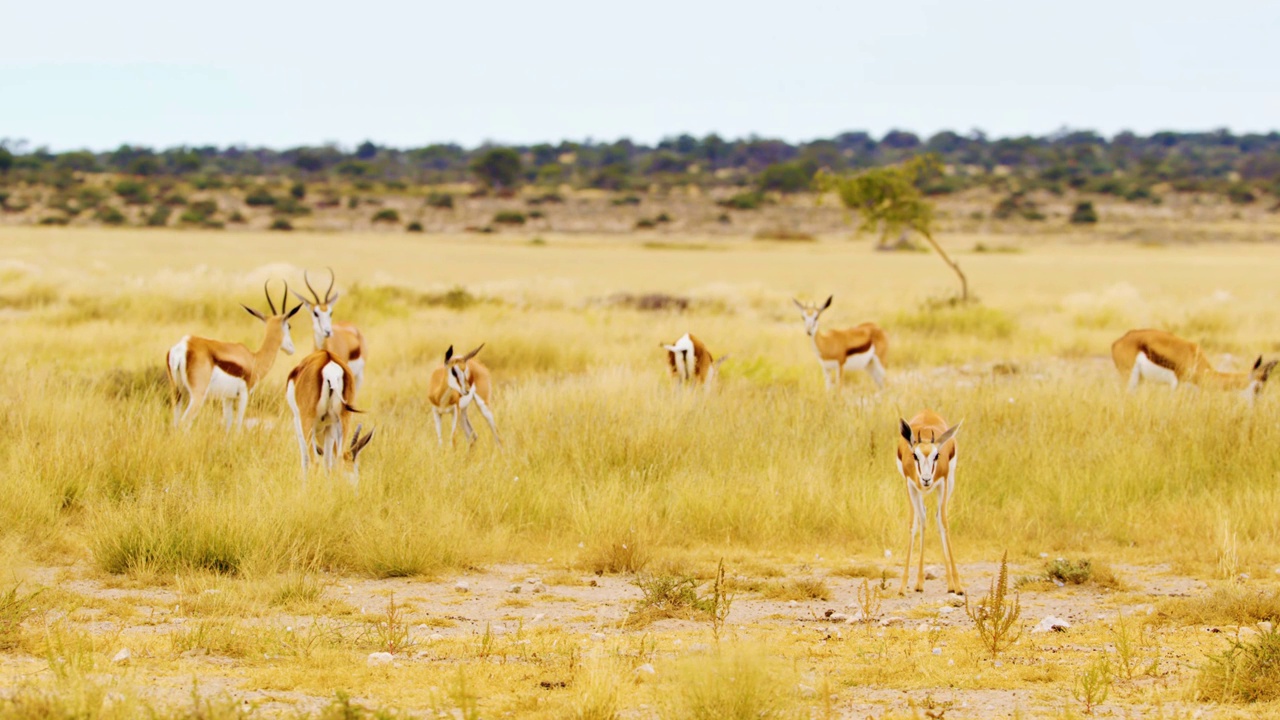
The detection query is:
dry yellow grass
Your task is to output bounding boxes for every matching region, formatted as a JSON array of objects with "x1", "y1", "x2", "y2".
[{"x1": 4, "y1": 225, "x2": 1280, "y2": 717}]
